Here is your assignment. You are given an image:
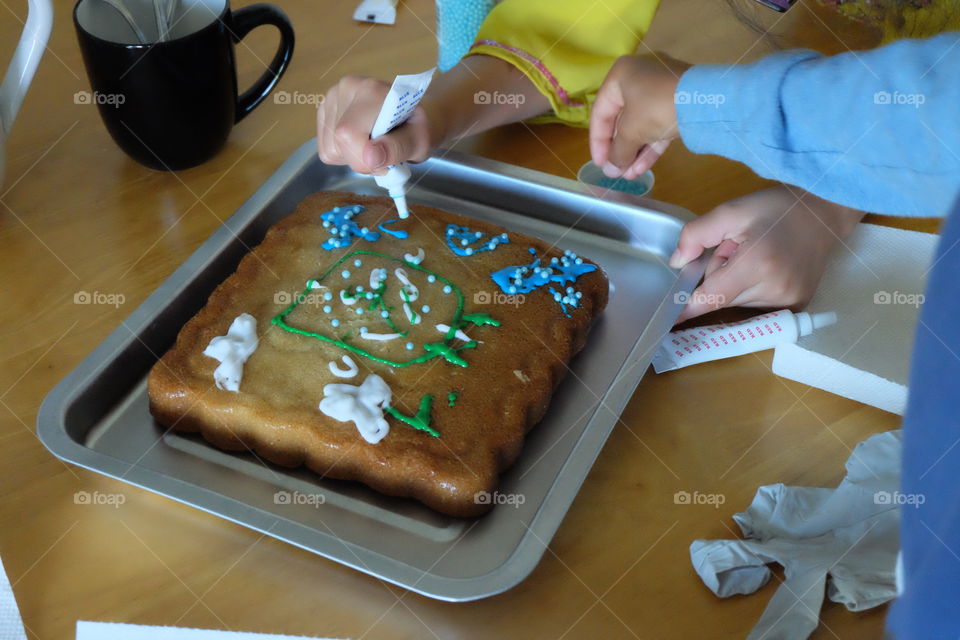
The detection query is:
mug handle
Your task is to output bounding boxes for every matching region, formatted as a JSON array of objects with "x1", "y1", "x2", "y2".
[{"x1": 230, "y1": 3, "x2": 295, "y2": 123}]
